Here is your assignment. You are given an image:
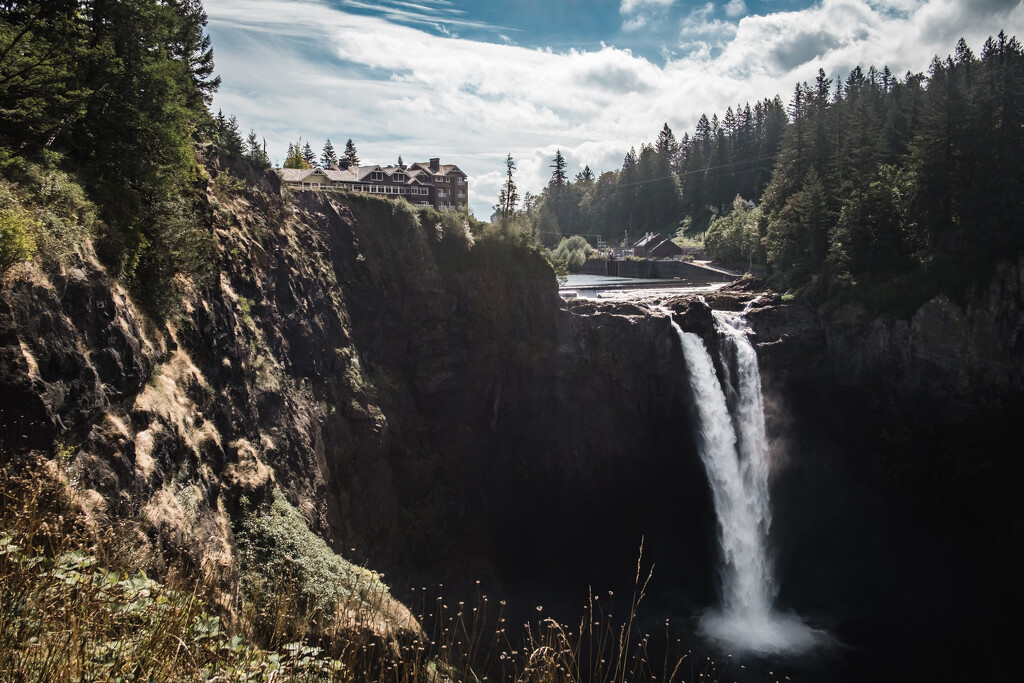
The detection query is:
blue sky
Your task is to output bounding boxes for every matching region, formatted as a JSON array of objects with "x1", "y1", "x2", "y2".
[
  {"x1": 206, "y1": 0, "x2": 1024, "y2": 217},
  {"x1": 323, "y1": 1, "x2": 806, "y2": 58}
]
